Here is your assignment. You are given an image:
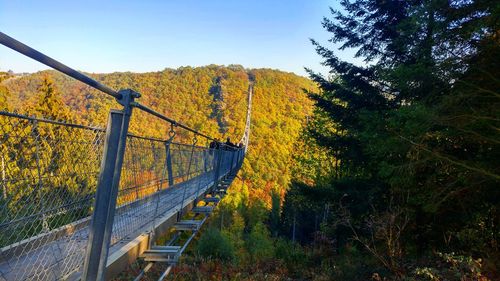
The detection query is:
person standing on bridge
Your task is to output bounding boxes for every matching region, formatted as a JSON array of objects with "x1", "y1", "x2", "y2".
[
  {"x1": 209, "y1": 138, "x2": 218, "y2": 149},
  {"x1": 225, "y1": 137, "x2": 235, "y2": 150},
  {"x1": 209, "y1": 138, "x2": 221, "y2": 156}
]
